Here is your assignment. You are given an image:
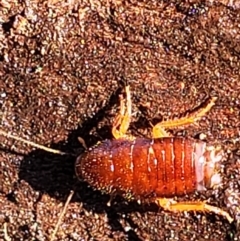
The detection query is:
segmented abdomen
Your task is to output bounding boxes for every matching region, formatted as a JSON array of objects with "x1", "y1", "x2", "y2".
[{"x1": 75, "y1": 137, "x2": 205, "y2": 199}]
